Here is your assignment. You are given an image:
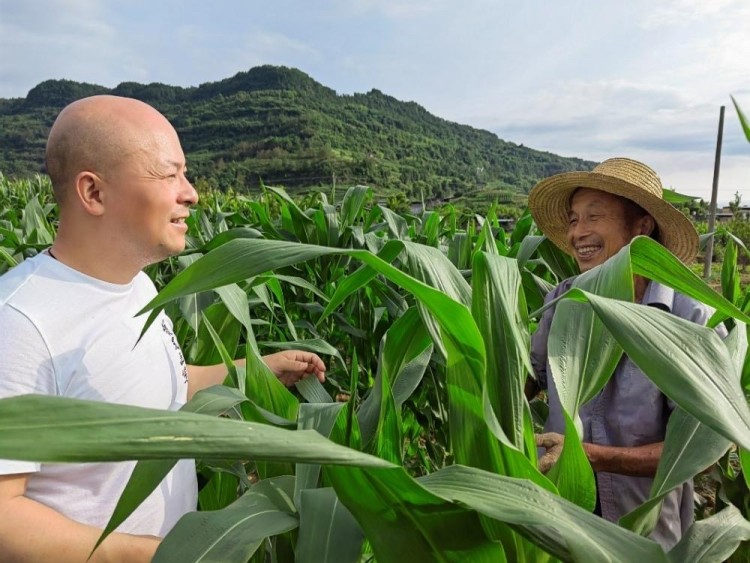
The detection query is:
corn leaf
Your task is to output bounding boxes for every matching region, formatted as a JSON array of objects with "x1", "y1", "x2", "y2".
[
  {"x1": 339, "y1": 185, "x2": 372, "y2": 231},
  {"x1": 358, "y1": 307, "x2": 432, "y2": 446},
  {"x1": 472, "y1": 252, "x2": 532, "y2": 450},
  {"x1": 0, "y1": 394, "x2": 393, "y2": 467},
  {"x1": 296, "y1": 487, "x2": 364, "y2": 563},
  {"x1": 731, "y1": 95, "x2": 750, "y2": 143},
  {"x1": 562, "y1": 290, "x2": 750, "y2": 450},
  {"x1": 325, "y1": 465, "x2": 505, "y2": 562},
  {"x1": 295, "y1": 402, "x2": 347, "y2": 503},
  {"x1": 667, "y1": 505, "x2": 750, "y2": 563},
  {"x1": 544, "y1": 249, "x2": 632, "y2": 508},
  {"x1": 154, "y1": 476, "x2": 298, "y2": 563},
  {"x1": 620, "y1": 323, "x2": 745, "y2": 535},
  {"x1": 628, "y1": 236, "x2": 750, "y2": 326},
  {"x1": 420, "y1": 464, "x2": 668, "y2": 563}
]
